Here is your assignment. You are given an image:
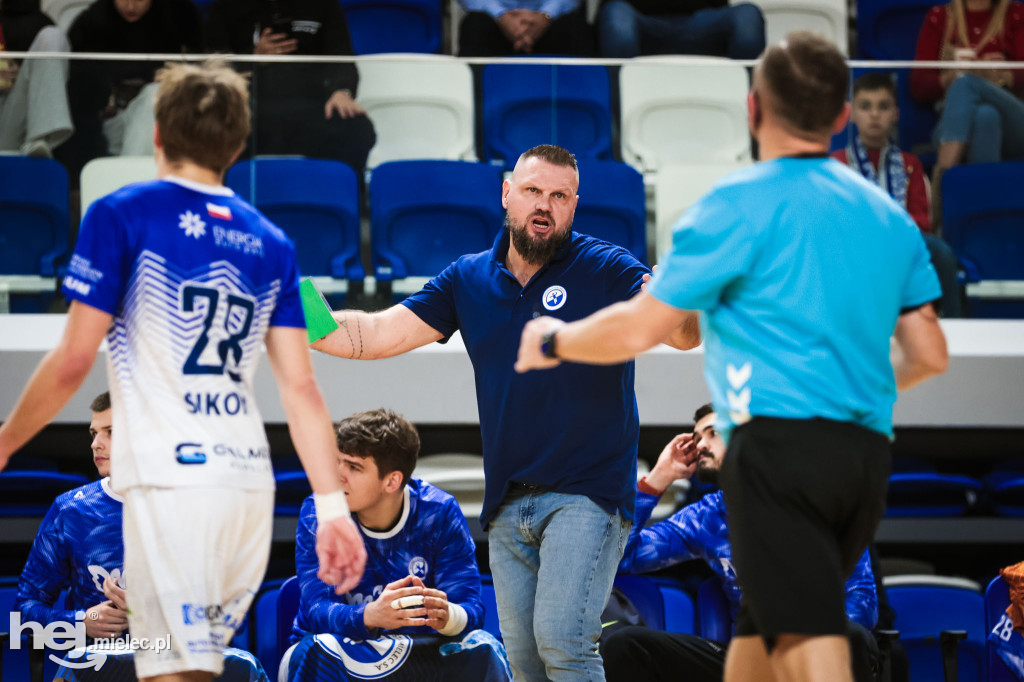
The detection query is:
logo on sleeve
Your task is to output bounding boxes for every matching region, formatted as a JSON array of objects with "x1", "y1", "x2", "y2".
[
  {"x1": 542, "y1": 285, "x2": 567, "y2": 311},
  {"x1": 178, "y1": 211, "x2": 206, "y2": 239}
]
